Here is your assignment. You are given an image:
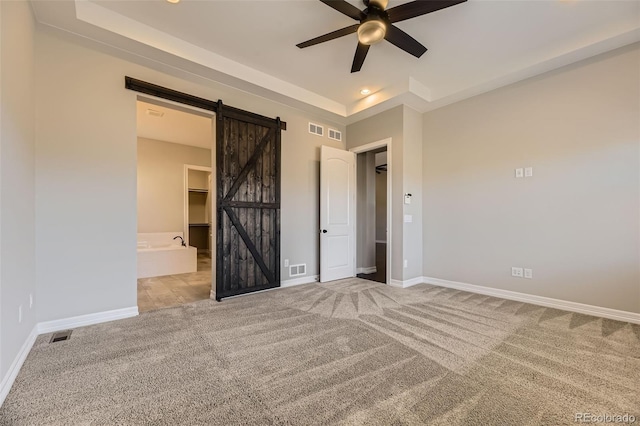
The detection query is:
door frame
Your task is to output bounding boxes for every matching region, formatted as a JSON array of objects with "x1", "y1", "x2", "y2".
[
  {"x1": 183, "y1": 164, "x2": 213, "y2": 248},
  {"x1": 349, "y1": 137, "x2": 392, "y2": 285},
  {"x1": 135, "y1": 93, "x2": 216, "y2": 249}
]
